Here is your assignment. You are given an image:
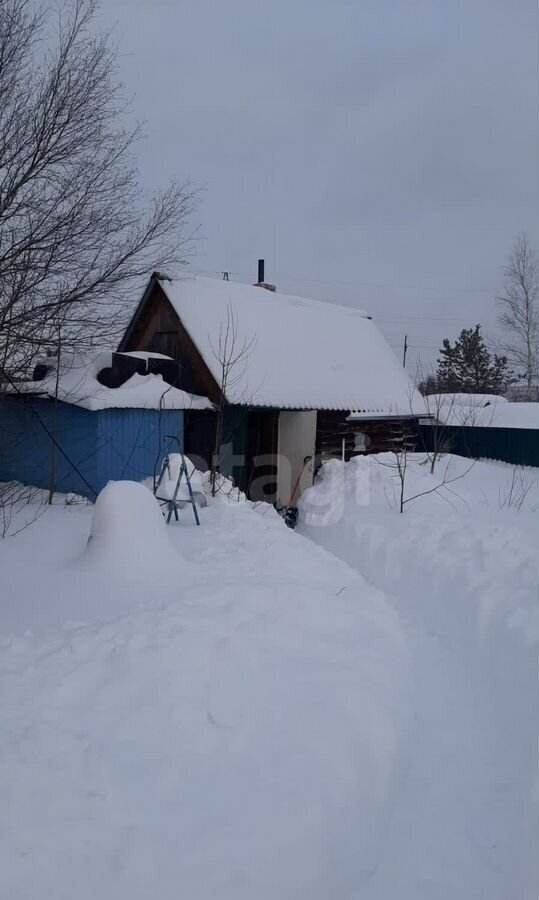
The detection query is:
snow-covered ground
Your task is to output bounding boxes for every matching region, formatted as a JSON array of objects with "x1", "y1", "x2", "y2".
[
  {"x1": 0, "y1": 455, "x2": 537, "y2": 898},
  {"x1": 299, "y1": 454, "x2": 539, "y2": 898},
  {"x1": 1, "y1": 481, "x2": 407, "y2": 899}
]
